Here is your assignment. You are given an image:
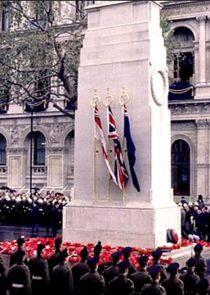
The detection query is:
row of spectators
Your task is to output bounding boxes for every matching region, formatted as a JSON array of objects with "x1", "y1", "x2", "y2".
[
  {"x1": 0, "y1": 190, "x2": 70, "y2": 227},
  {"x1": 179, "y1": 195, "x2": 210, "y2": 242},
  {"x1": 0, "y1": 237, "x2": 208, "y2": 295}
]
